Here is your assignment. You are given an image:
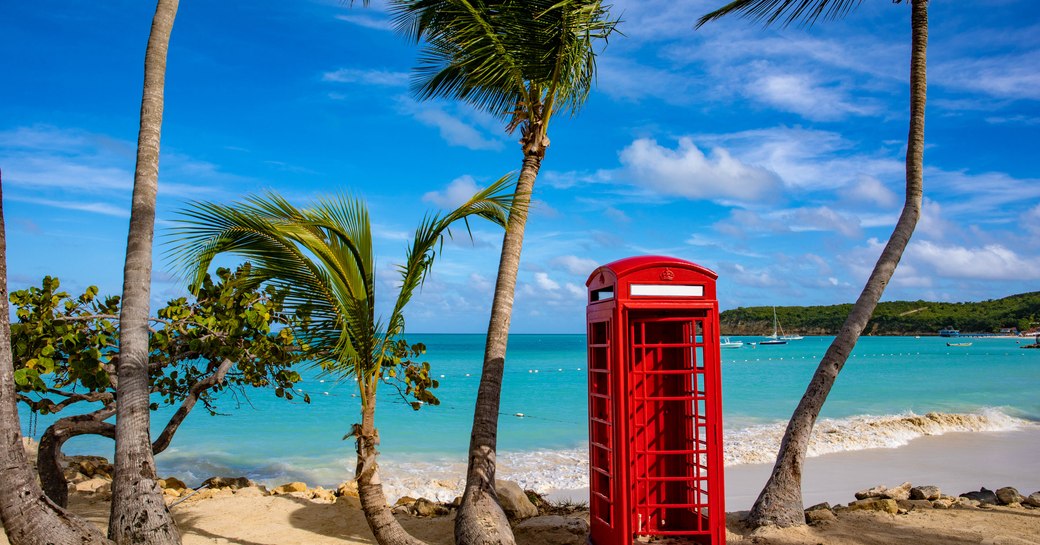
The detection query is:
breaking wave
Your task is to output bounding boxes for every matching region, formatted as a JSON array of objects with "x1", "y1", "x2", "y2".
[{"x1": 375, "y1": 408, "x2": 1033, "y2": 501}]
